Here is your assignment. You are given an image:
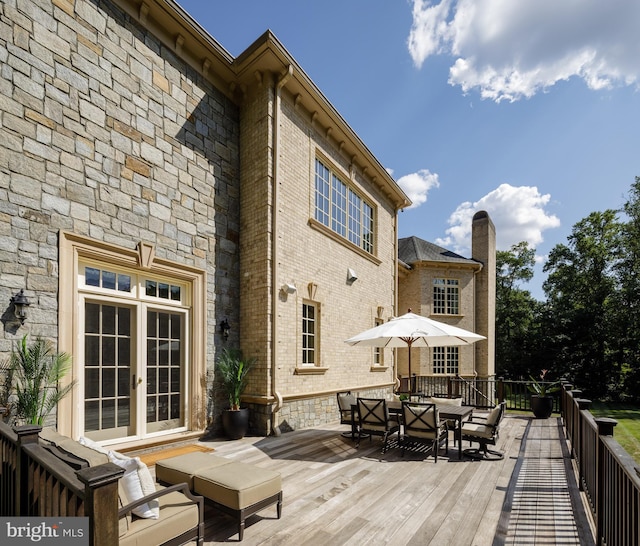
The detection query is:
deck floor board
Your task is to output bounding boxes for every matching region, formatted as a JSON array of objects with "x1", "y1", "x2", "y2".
[{"x1": 147, "y1": 414, "x2": 594, "y2": 545}]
